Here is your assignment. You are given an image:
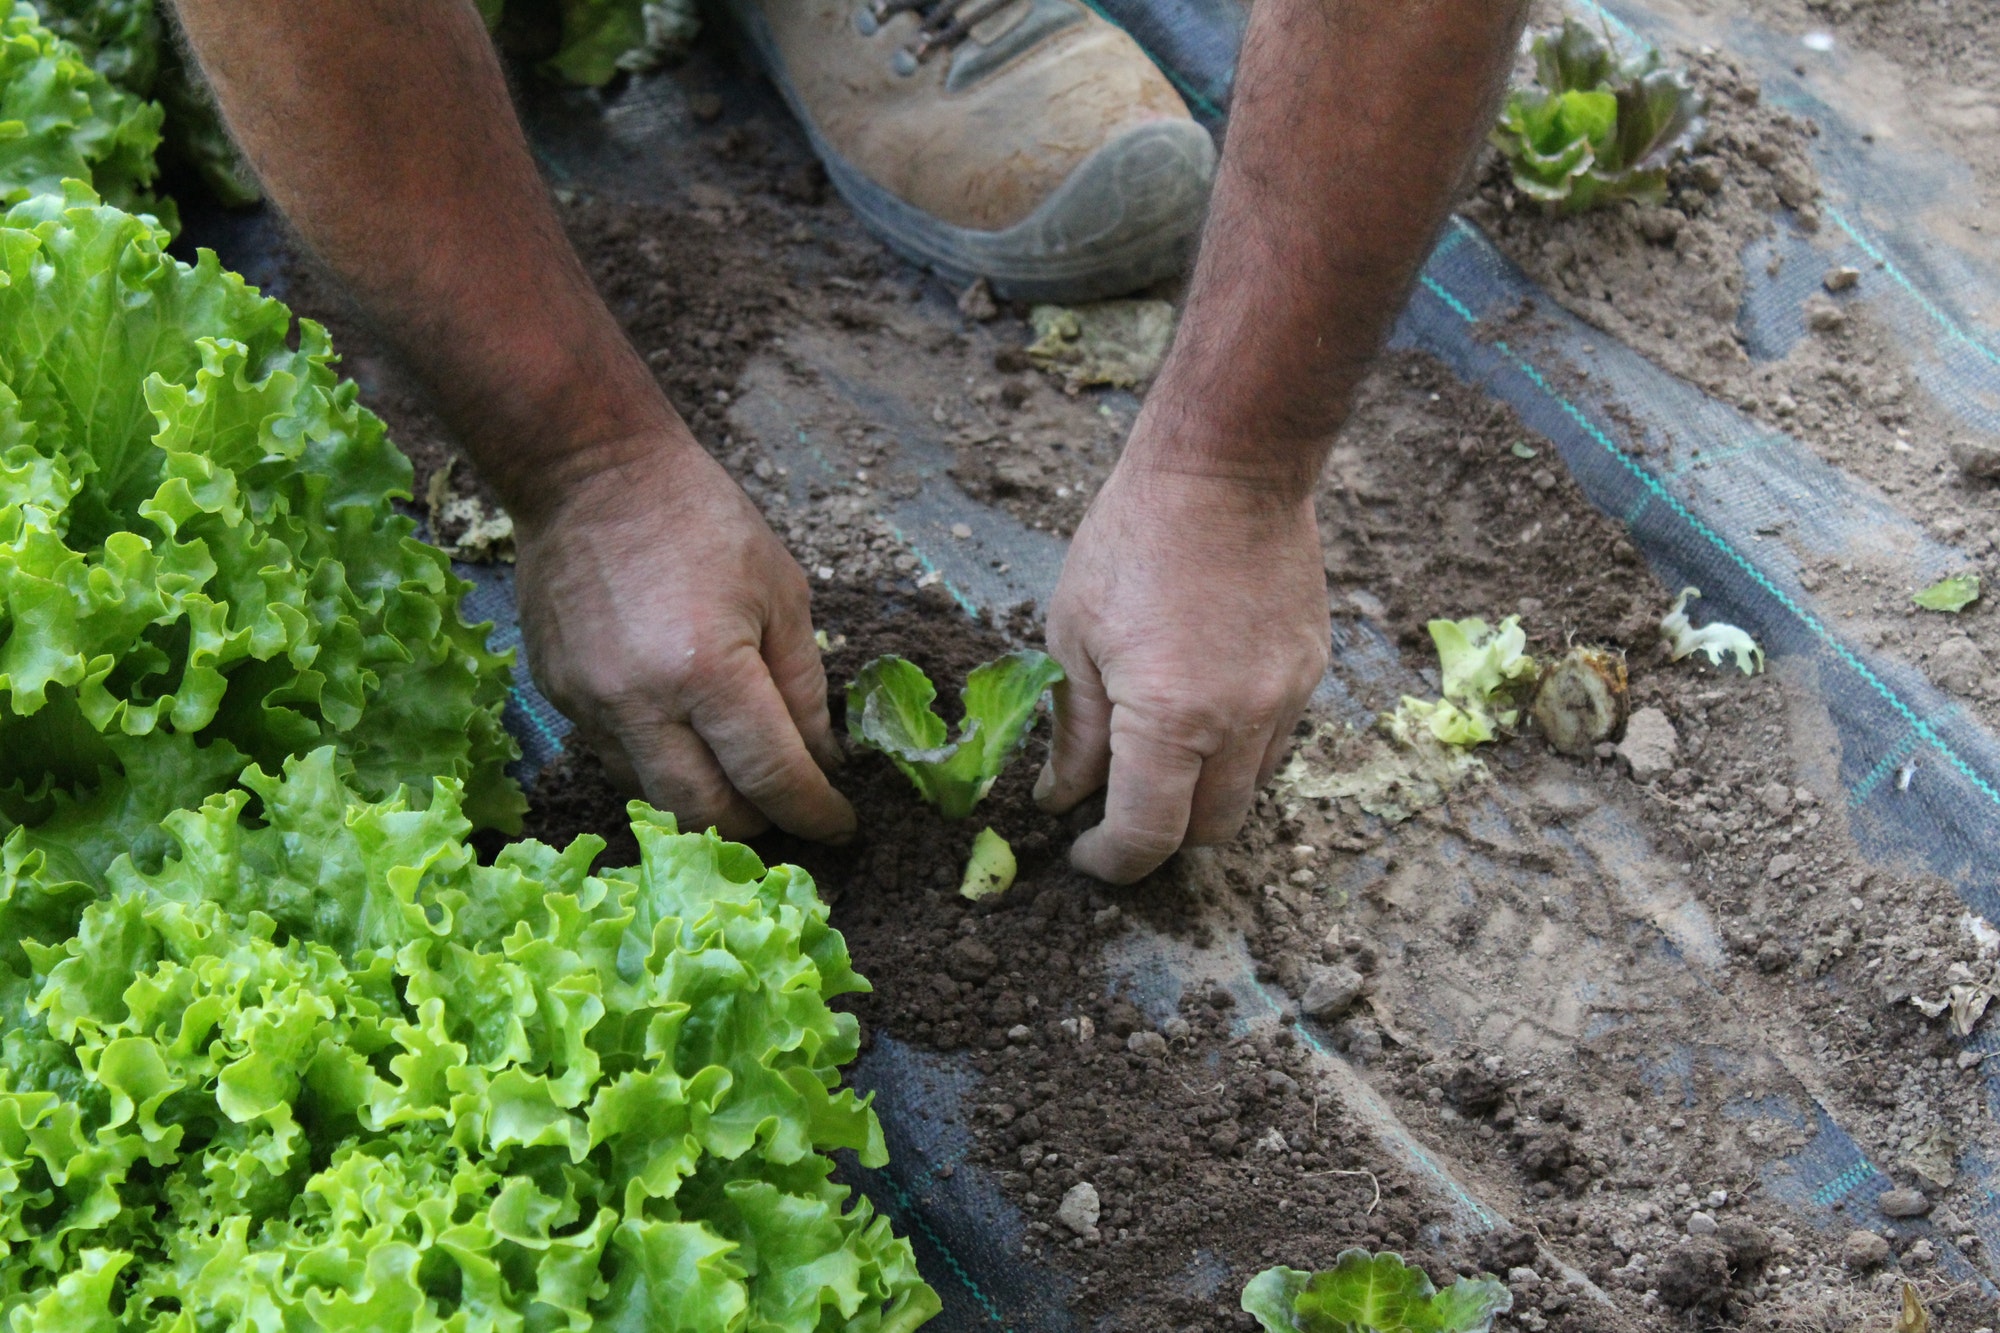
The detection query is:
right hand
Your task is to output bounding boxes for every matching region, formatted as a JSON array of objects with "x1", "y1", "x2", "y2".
[{"x1": 511, "y1": 433, "x2": 855, "y2": 843}]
